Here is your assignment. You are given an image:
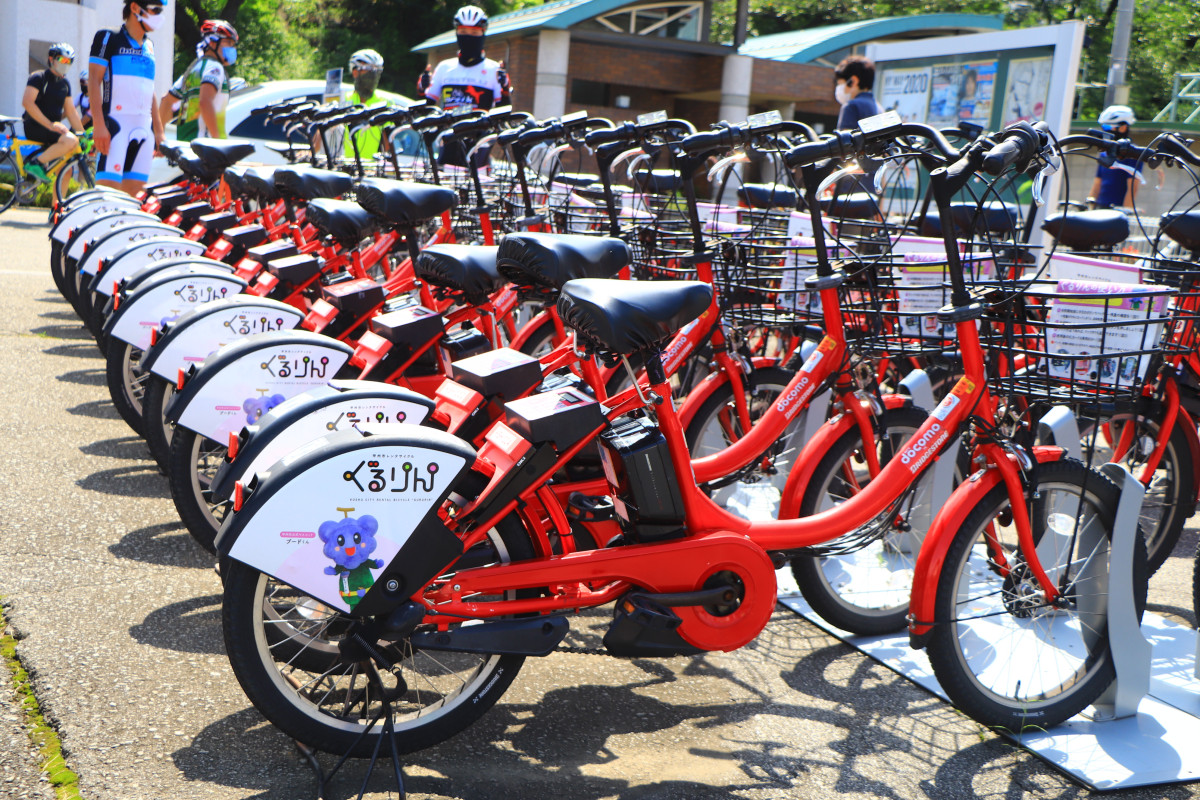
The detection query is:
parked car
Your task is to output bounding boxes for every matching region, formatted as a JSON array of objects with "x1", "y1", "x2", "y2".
[{"x1": 150, "y1": 79, "x2": 417, "y2": 183}]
